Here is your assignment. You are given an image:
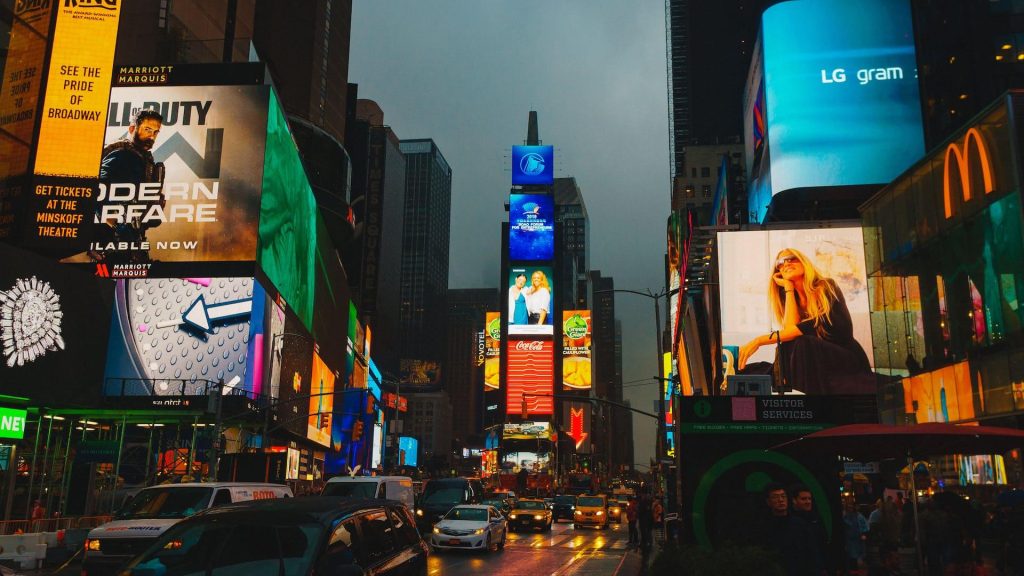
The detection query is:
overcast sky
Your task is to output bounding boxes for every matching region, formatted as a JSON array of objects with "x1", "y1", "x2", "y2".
[{"x1": 350, "y1": 0, "x2": 671, "y2": 469}]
